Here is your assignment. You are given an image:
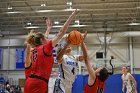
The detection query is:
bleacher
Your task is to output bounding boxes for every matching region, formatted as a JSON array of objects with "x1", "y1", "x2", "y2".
[{"x1": 0, "y1": 75, "x2": 22, "y2": 93}]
